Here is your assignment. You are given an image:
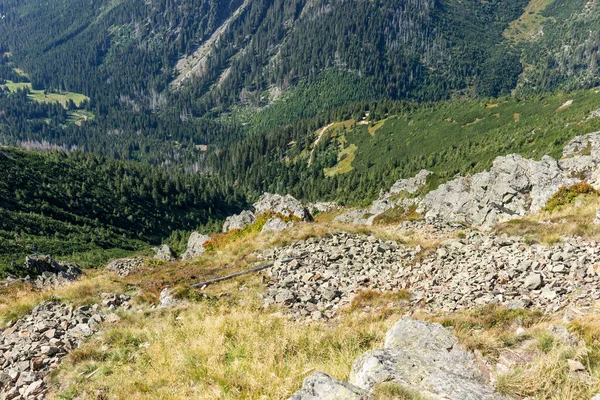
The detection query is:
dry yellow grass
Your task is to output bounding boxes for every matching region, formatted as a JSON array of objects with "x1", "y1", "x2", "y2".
[
  {"x1": 495, "y1": 193, "x2": 600, "y2": 244},
  {"x1": 49, "y1": 279, "x2": 402, "y2": 400}
]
